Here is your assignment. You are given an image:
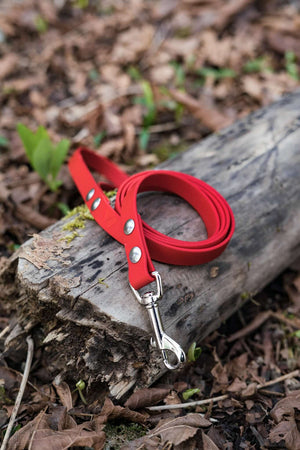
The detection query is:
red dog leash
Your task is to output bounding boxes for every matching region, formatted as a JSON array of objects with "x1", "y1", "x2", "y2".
[{"x1": 69, "y1": 147, "x2": 235, "y2": 369}]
